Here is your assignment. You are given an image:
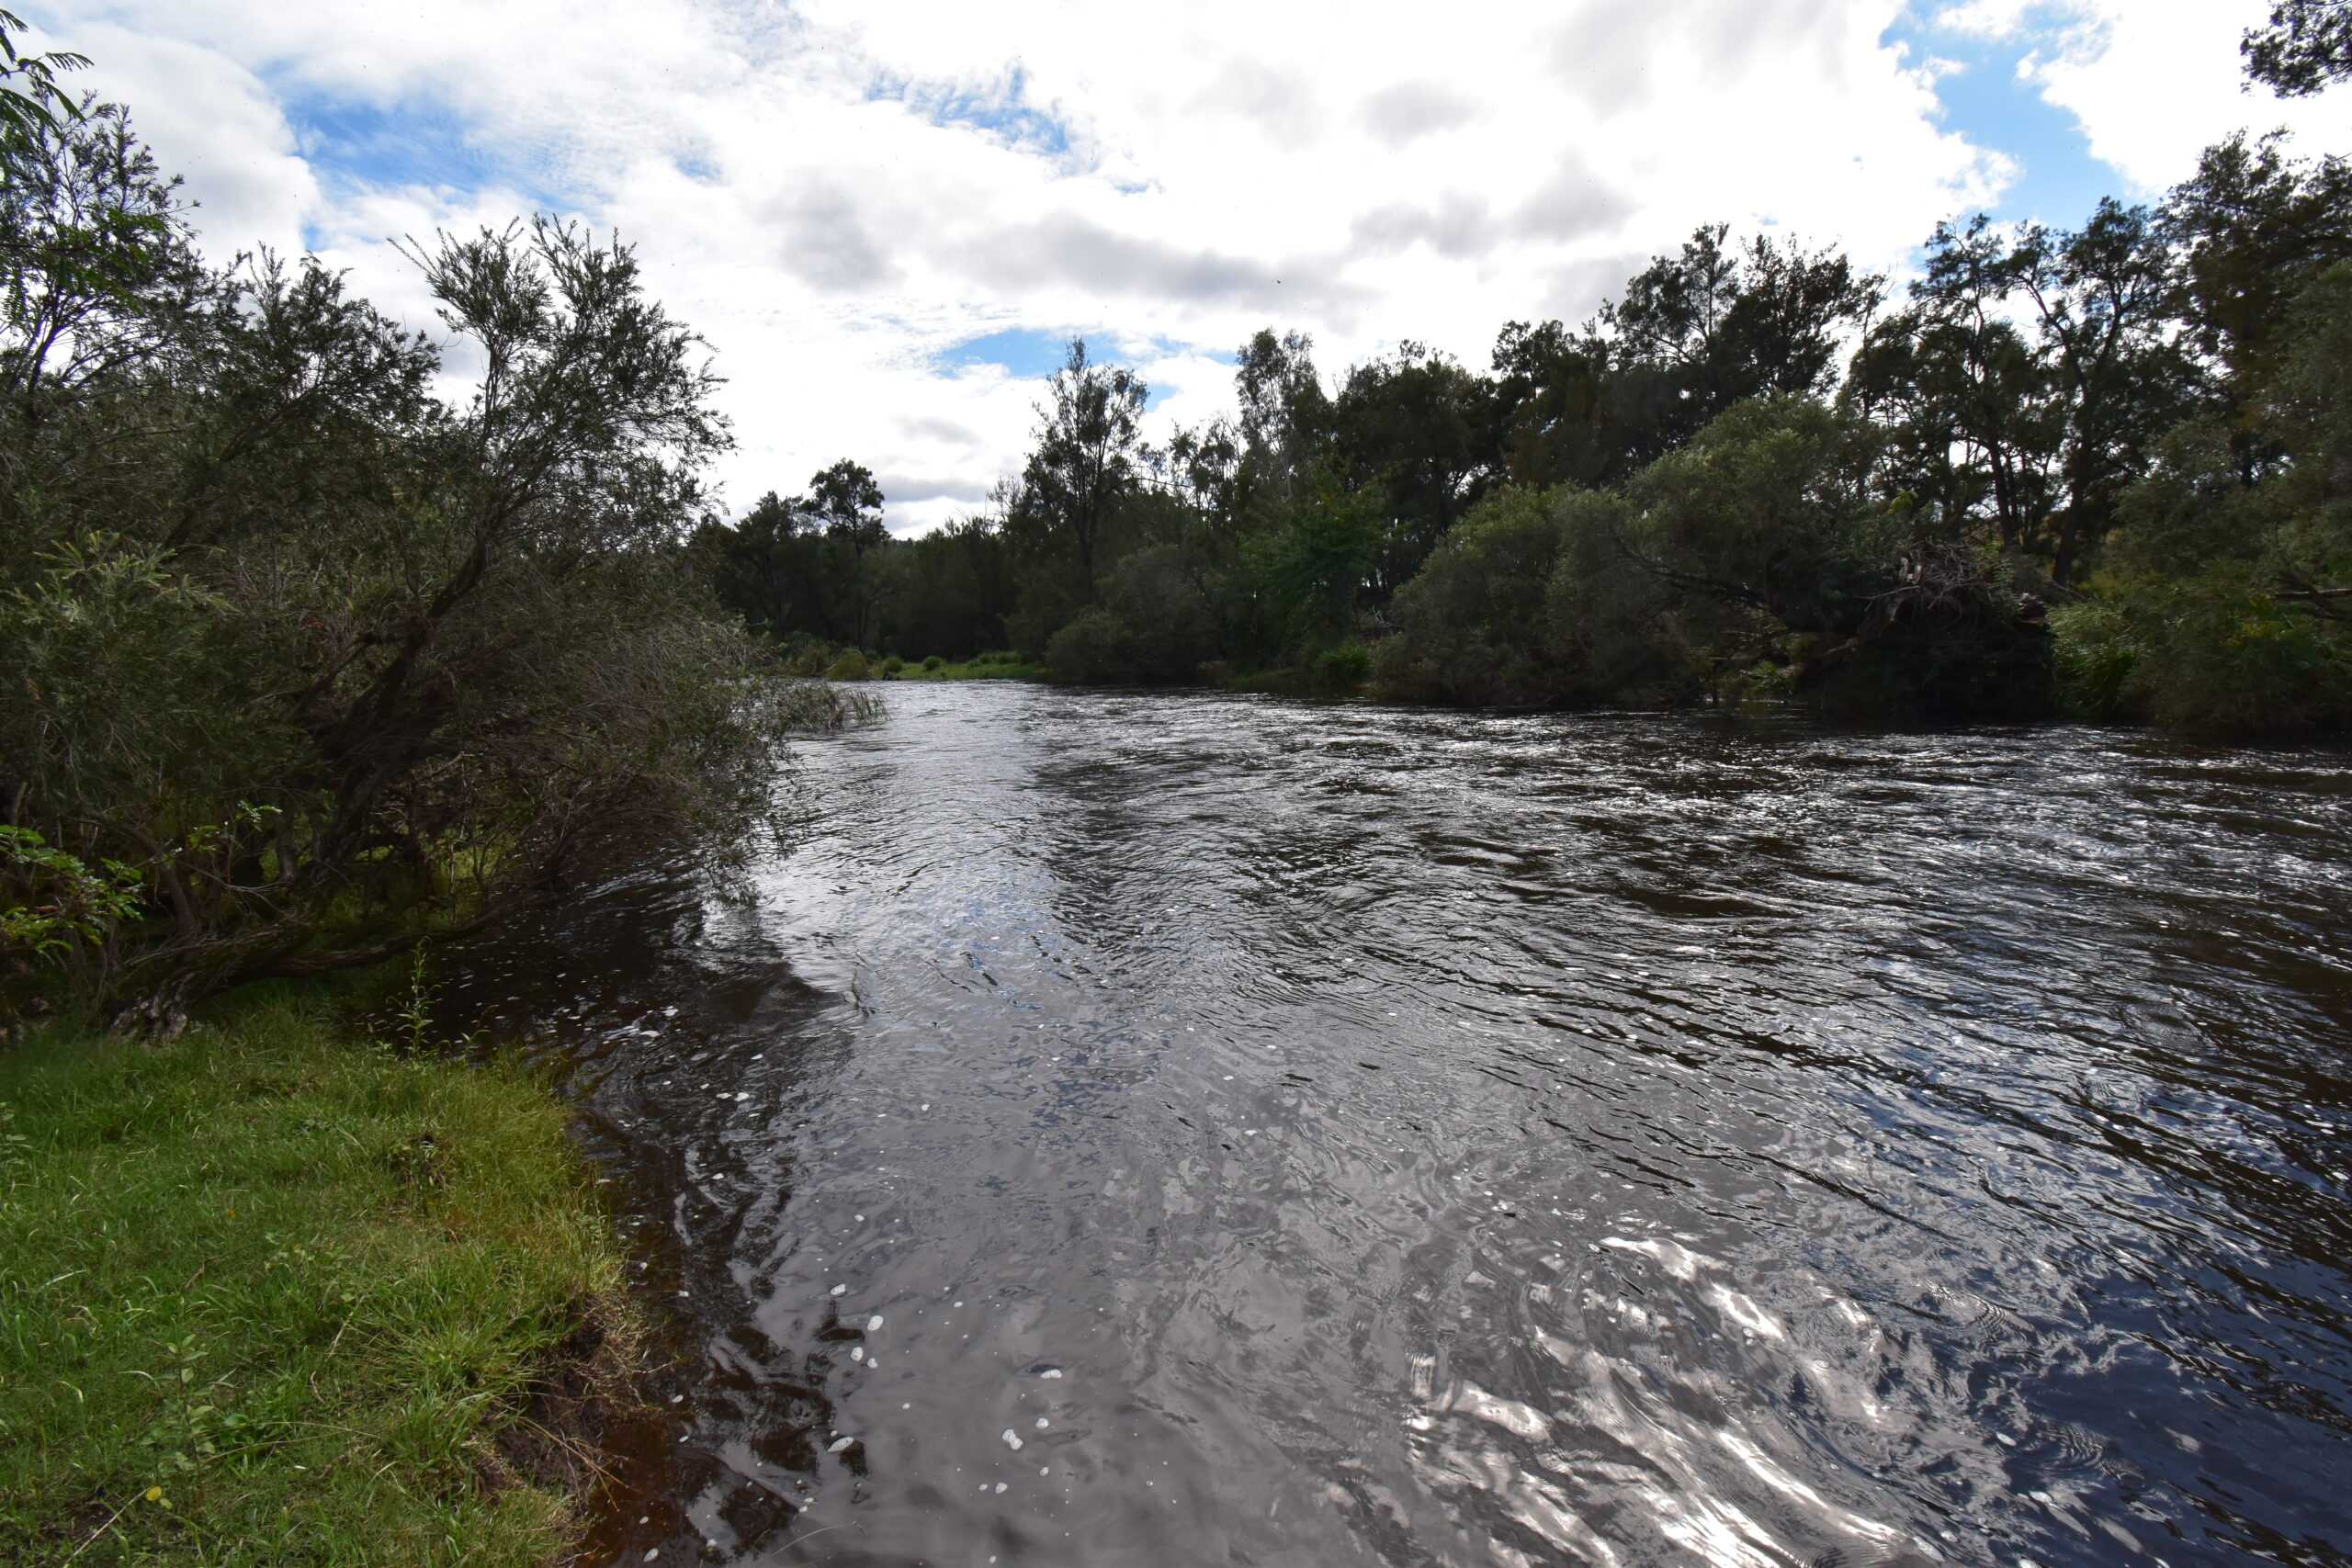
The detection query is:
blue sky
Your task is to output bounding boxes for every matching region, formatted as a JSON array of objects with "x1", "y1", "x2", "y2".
[
  {"x1": 42, "y1": 0, "x2": 2346, "y2": 533},
  {"x1": 1880, "y1": 12, "x2": 2120, "y2": 228}
]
